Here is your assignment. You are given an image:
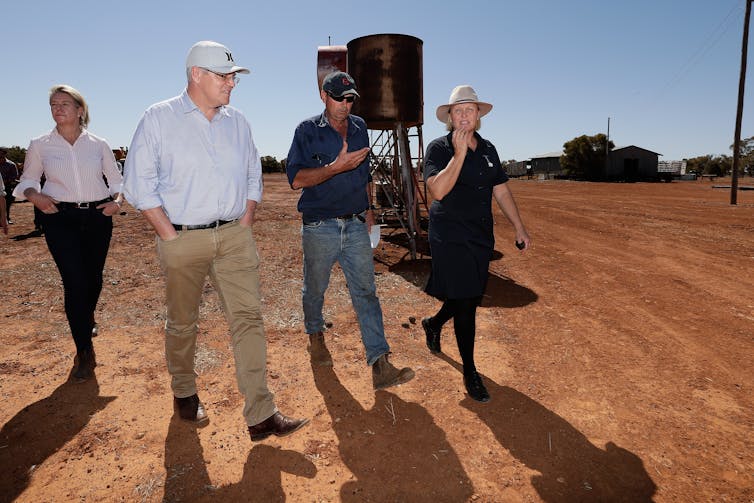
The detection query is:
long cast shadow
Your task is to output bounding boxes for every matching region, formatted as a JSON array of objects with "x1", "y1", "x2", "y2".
[
  {"x1": 162, "y1": 415, "x2": 212, "y2": 502},
  {"x1": 311, "y1": 361, "x2": 473, "y2": 501},
  {"x1": 211, "y1": 445, "x2": 316, "y2": 501},
  {"x1": 481, "y1": 273, "x2": 539, "y2": 308},
  {"x1": 438, "y1": 354, "x2": 657, "y2": 502},
  {"x1": 163, "y1": 414, "x2": 315, "y2": 502},
  {"x1": 386, "y1": 257, "x2": 538, "y2": 308},
  {"x1": 0, "y1": 377, "x2": 116, "y2": 502}
]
